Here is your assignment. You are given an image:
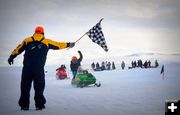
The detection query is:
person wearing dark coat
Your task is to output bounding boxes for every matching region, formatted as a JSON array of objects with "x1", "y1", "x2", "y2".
[
  {"x1": 131, "y1": 61, "x2": 134, "y2": 68},
  {"x1": 96, "y1": 62, "x2": 100, "y2": 71},
  {"x1": 143, "y1": 61, "x2": 148, "y2": 68},
  {"x1": 139, "y1": 60, "x2": 143, "y2": 68},
  {"x1": 147, "y1": 60, "x2": 151, "y2": 68},
  {"x1": 70, "y1": 51, "x2": 83, "y2": 79},
  {"x1": 134, "y1": 61, "x2": 137, "y2": 68},
  {"x1": 107, "y1": 62, "x2": 111, "y2": 70},
  {"x1": 112, "y1": 61, "x2": 116, "y2": 70},
  {"x1": 121, "y1": 61, "x2": 125, "y2": 70},
  {"x1": 8, "y1": 26, "x2": 75, "y2": 110},
  {"x1": 155, "y1": 60, "x2": 159, "y2": 67},
  {"x1": 91, "y1": 62, "x2": 95, "y2": 70},
  {"x1": 101, "y1": 61, "x2": 105, "y2": 70}
]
